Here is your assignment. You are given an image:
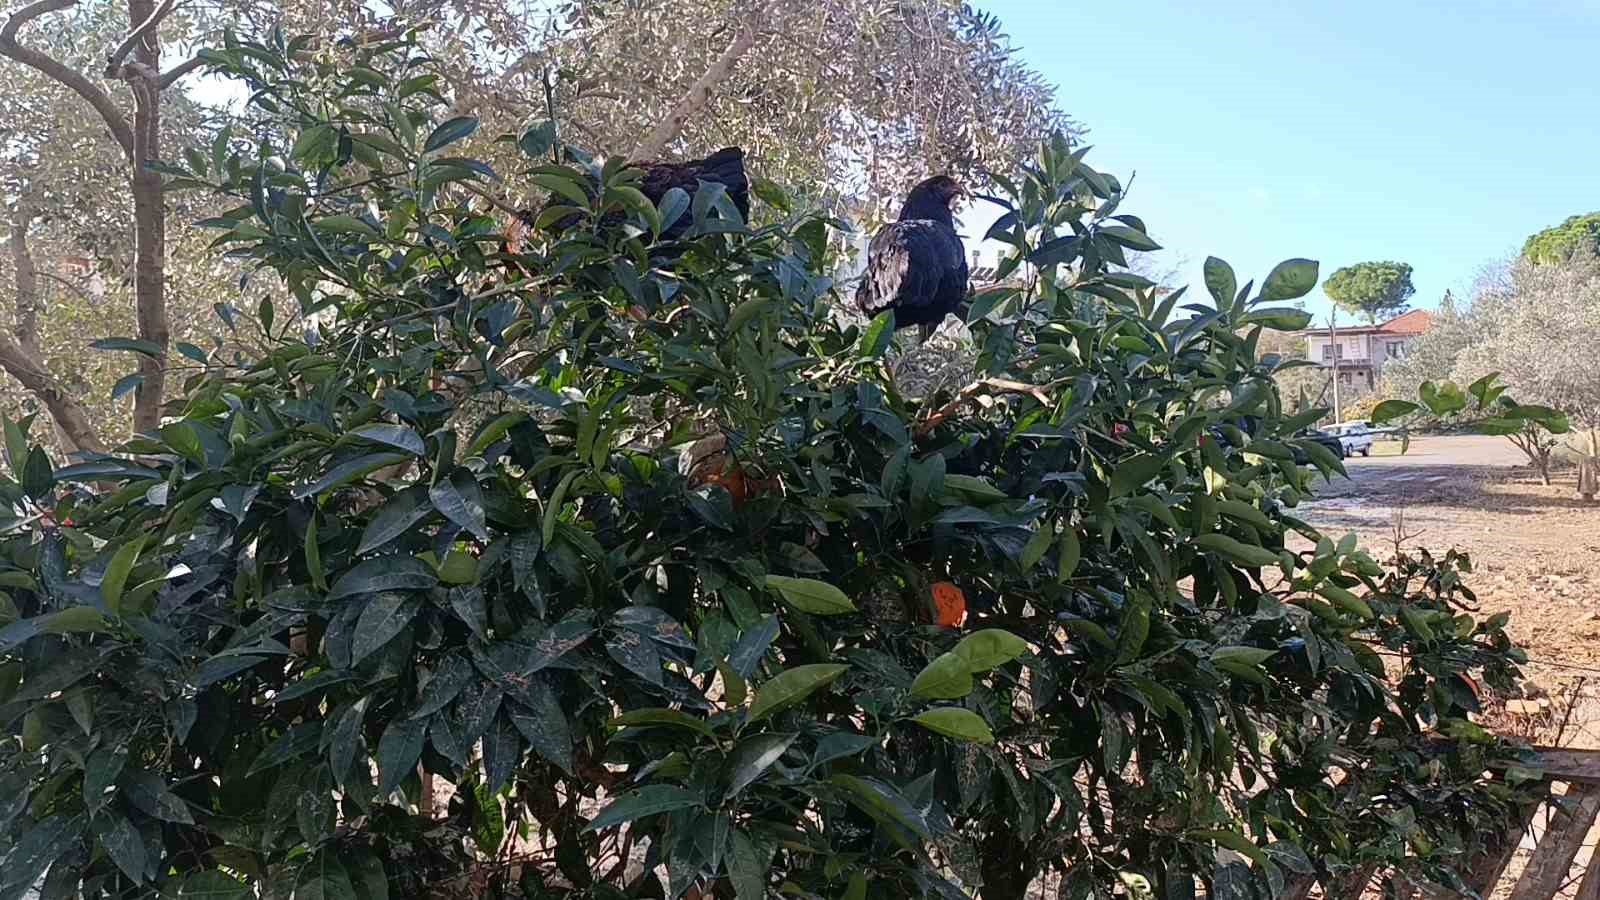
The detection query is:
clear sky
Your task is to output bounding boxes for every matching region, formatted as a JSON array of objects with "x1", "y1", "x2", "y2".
[{"x1": 963, "y1": 0, "x2": 1600, "y2": 319}]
